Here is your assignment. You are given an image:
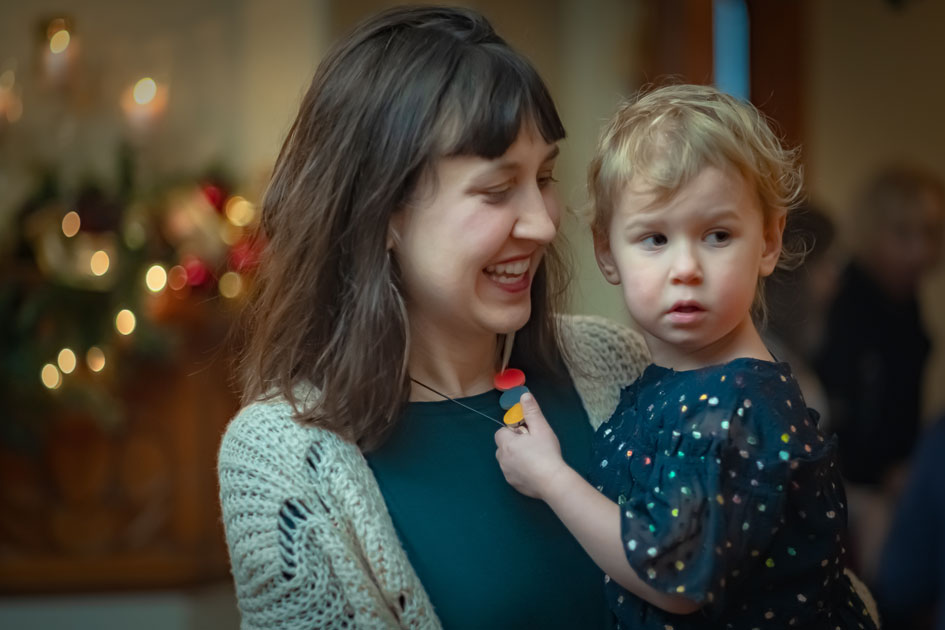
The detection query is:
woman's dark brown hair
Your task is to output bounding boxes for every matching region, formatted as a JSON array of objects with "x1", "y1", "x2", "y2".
[{"x1": 240, "y1": 5, "x2": 568, "y2": 451}]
